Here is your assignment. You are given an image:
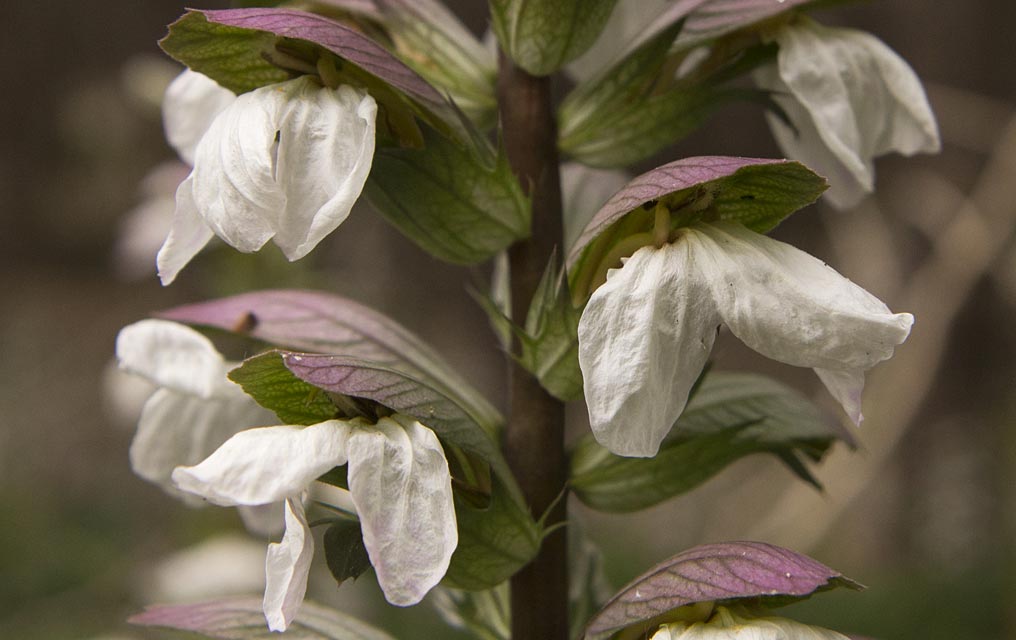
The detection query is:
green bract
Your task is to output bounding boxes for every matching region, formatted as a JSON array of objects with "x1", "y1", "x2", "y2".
[{"x1": 491, "y1": 0, "x2": 619, "y2": 76}]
